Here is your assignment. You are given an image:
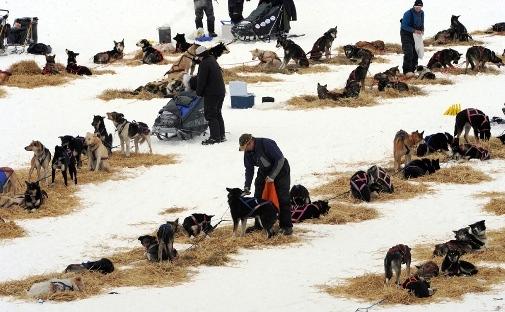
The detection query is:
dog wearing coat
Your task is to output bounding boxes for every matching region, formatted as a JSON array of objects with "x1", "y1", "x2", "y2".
[
  {"x1": 27, "y1": 277, "x2": 83, "y2": 299},
  {"x1": 106, "y1": 112, "x2": 153, "y2": 156},
  {"x1": 454, "y1": 108, "x2": 491, "y2": 143},
  {"x1": 384, "y1": 244, "x2": 411, "y2": 286}
]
